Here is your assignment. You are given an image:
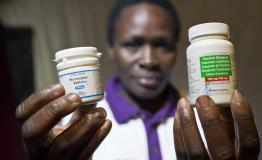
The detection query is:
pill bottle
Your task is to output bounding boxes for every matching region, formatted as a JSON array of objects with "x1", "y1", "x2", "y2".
[
  {"x1": 186, "y1": 22, "x2": 237, "y2": 105},
  {"x1": 54, "y1": 47, "x2": 104, "y2": 105}
]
